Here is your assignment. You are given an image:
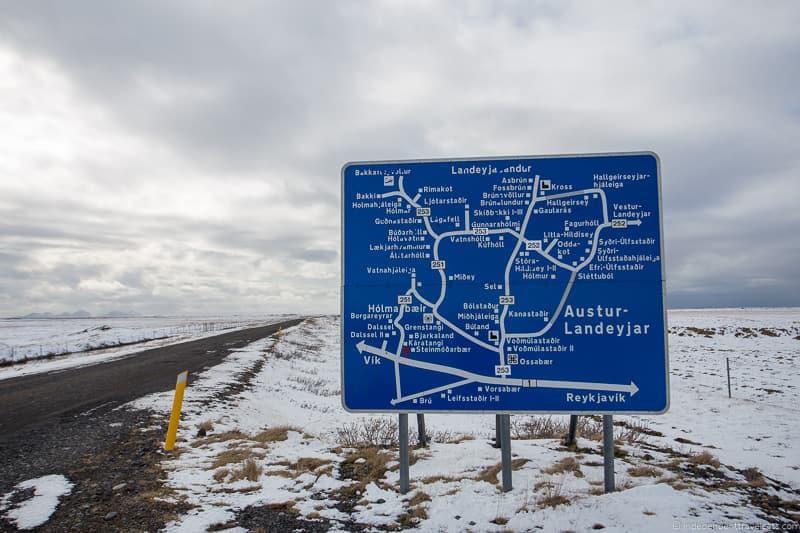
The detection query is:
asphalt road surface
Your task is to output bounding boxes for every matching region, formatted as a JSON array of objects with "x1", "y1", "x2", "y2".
[{"x1": 0, "y1": 318, "x2": 305, "y2": 442}]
